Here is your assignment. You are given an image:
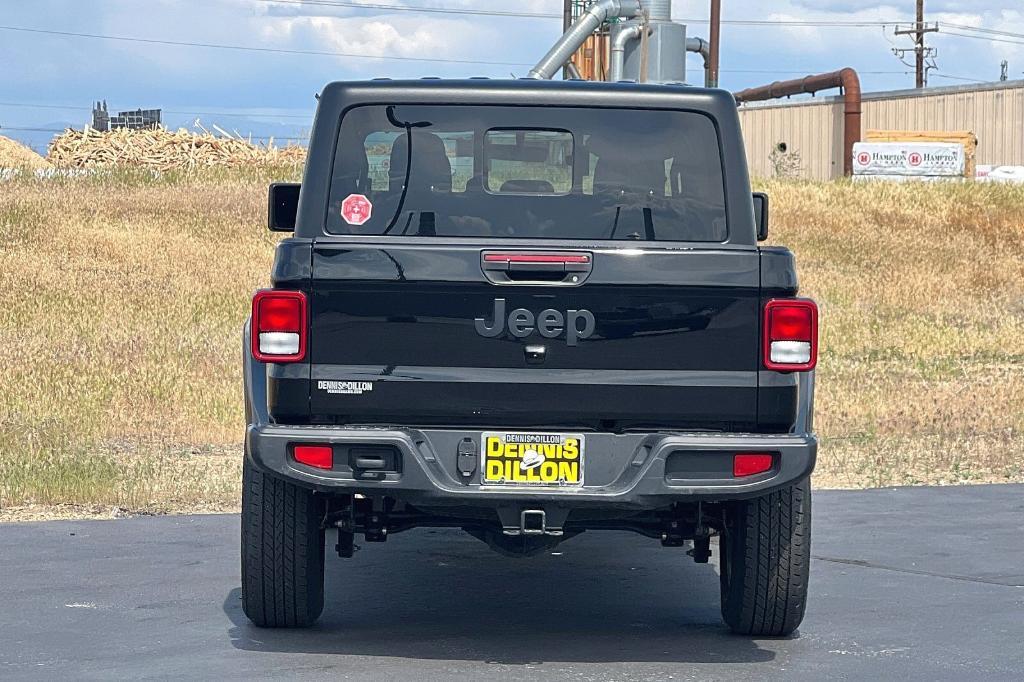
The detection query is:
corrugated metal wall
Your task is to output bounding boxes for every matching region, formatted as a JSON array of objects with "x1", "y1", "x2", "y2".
[
  {"x1": 738, "y1": 80, "x2": 1024, "y2": 180},
  {"x1": 739, "y1": 101, "x2": 843, "y2": 180}
]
